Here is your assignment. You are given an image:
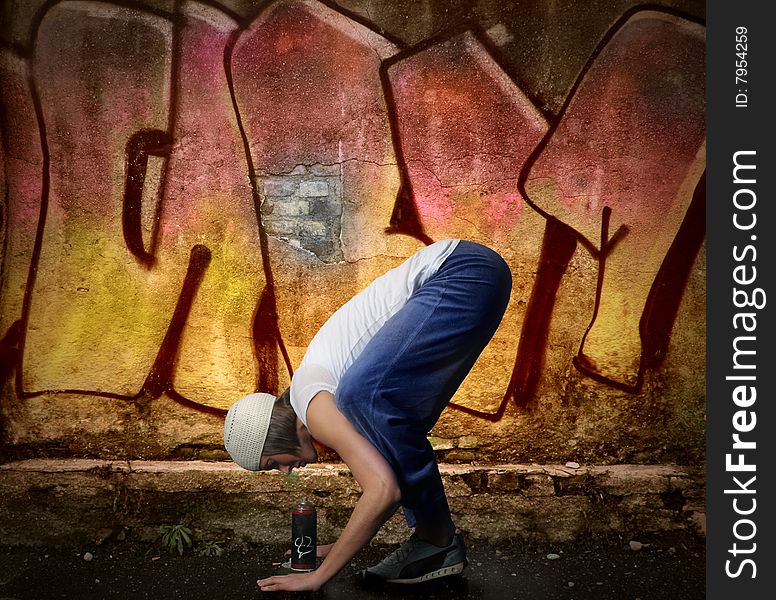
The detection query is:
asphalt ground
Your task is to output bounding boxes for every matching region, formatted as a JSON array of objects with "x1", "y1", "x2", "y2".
[{"x1": 0, "y1": 530, "x2": 704, "y2": 600}]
